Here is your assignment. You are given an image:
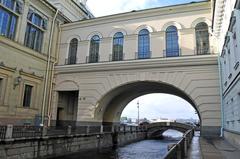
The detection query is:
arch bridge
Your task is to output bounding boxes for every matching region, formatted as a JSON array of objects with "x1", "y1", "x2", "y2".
[{"x1": 146, "y1": 122, "x2": 194, "y2": 139}]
